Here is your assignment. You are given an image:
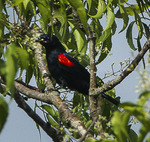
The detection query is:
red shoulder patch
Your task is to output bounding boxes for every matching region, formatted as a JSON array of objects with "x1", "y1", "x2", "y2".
[{"x1": 58, "y1": 54, "x2": 74, "y2": 67}]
